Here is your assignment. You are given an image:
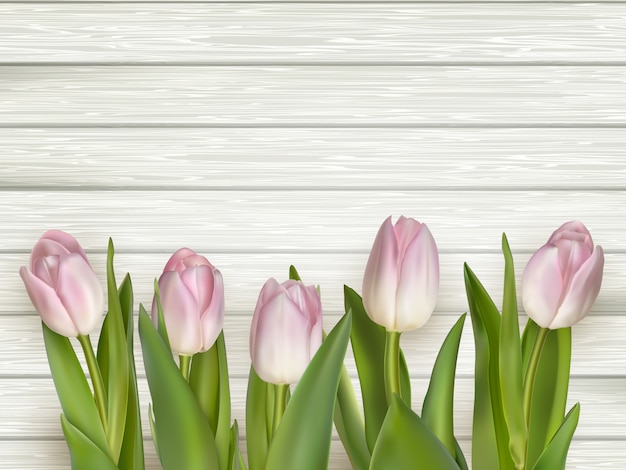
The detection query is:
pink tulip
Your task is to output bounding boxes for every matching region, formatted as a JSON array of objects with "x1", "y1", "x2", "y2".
[
  {"x1": 522, "y1": 221, "x2": 604, "y2": 329},
  {"x1": 249, "y1": 278, "x2": 323, "y2": 385},
  {"x1": 362, "y1": 216, "x2": 440, "y2": 332},
  {"x1": 152, "y1": 248, "x2": 224, "y2": 355},
  {"x1": 20, "y1": 230, "x2": 104, "y2": 337}
]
